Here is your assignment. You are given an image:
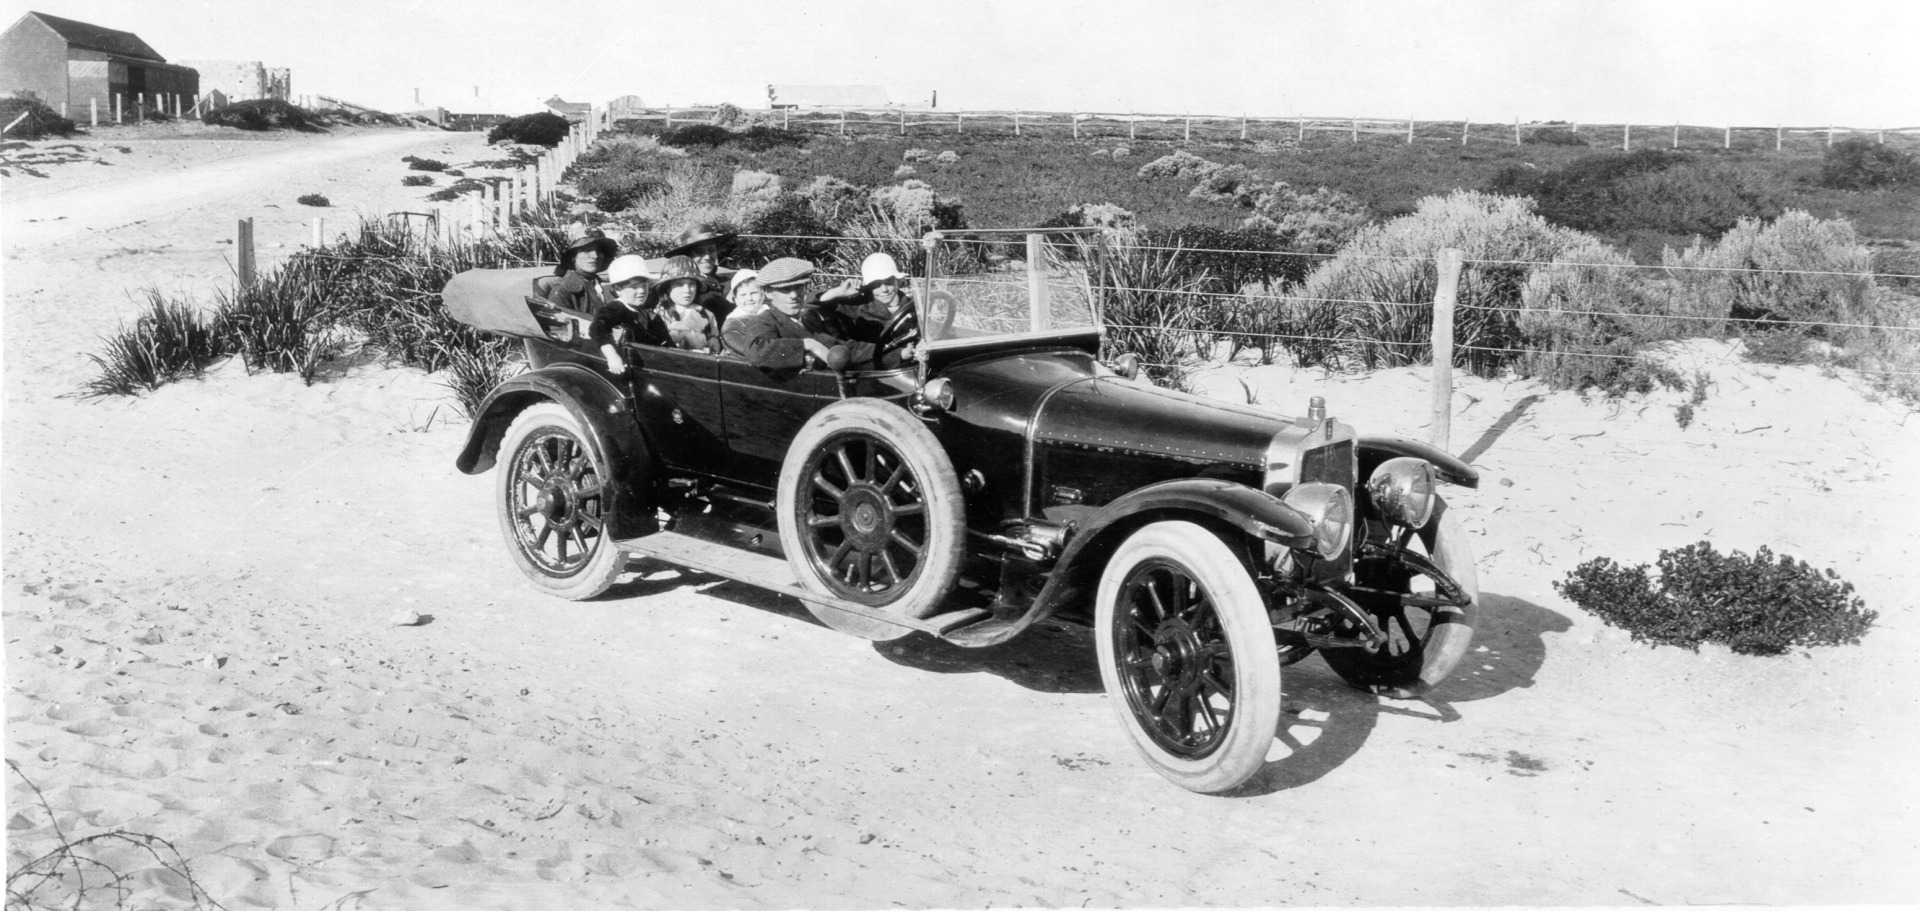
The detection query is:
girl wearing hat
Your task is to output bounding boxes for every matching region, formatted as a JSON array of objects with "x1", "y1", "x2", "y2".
[
  {"x1": 548, "y1": 224, "x2": 621, "y2": 313},
  {"x1": 590, "y1": 254, "x2": 671, "y2": 373},
  {"x1": 649, "y1": 255, "x2": 719, "y2": 352}
]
